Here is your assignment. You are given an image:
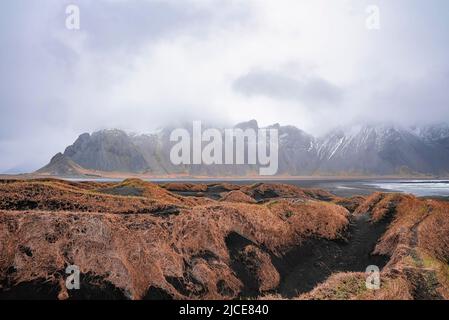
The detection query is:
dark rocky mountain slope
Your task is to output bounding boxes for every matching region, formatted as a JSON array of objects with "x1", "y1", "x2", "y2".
[{"x1": 37, "y1": 121, "x2": 449, "y2": 176}]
